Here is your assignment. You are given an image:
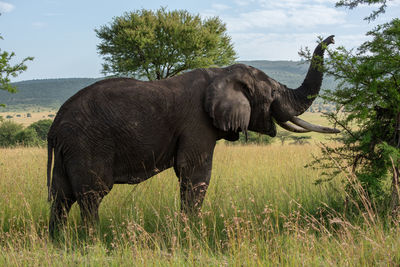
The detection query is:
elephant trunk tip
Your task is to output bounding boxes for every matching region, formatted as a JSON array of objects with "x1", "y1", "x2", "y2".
[{"x1": 323, "y1": 35, "x2": 335, "y2": 46}]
